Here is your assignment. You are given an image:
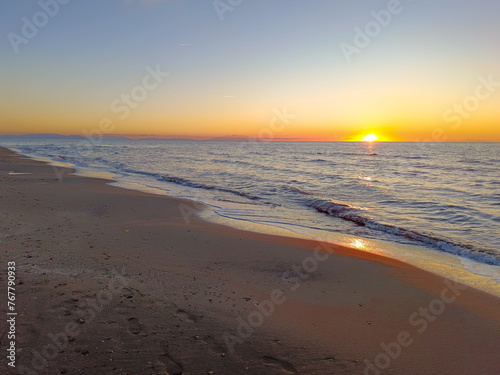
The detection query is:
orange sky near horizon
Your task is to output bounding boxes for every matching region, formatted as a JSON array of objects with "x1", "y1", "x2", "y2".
[
  {"x1": 2, "y1": 97, "x2": 499, "y2": 141},
  {"x1": 3, "y1": 63, "x2": 499, "y2": 141}
]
